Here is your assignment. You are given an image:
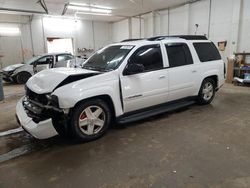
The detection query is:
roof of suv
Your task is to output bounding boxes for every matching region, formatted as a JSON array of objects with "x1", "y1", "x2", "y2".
[{"x1": 117, "y1": 35, "x2": 210, "y2": 46}]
